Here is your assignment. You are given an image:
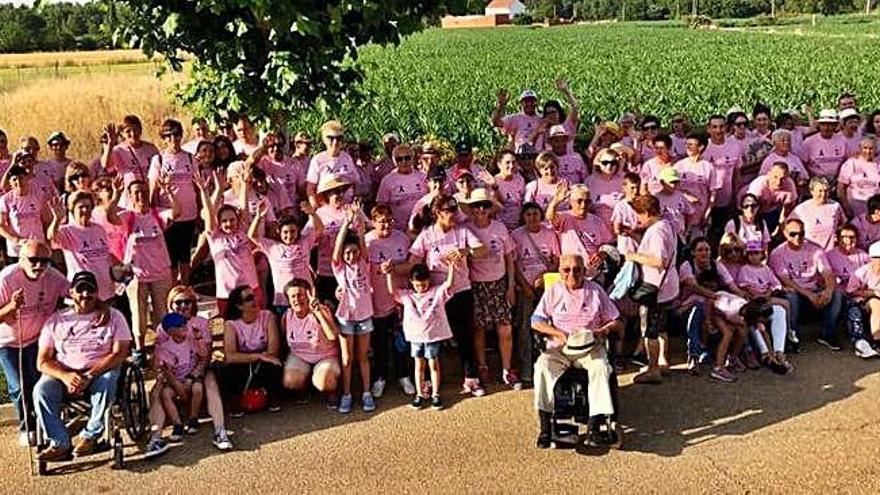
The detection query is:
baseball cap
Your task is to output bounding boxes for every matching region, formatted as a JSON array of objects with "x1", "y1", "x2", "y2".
[
  {"x1": 452, "y1": 167, "x2": 474, "y2": 182},
  {"x1": 519, "y1": 89, "x2": 538, "y2": 101},
  {"x1": 548, "y1": 125, "x2": 568, "y2": 138},
  {"x1": 515, "y1": 143, "x2": 538, "y2": 158},
  {"x1": 71, "y1": 271, "x2": 98, "y2": 292},
  {"x1": 161, "y1": 312, "x2": 187, "y2": 331},
  {"x1": 47, "y1": 131, "x2": 70, "y2": 146},
  {"x1": 455, "y1": 140, "x2": 472, "y2": 155}
]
